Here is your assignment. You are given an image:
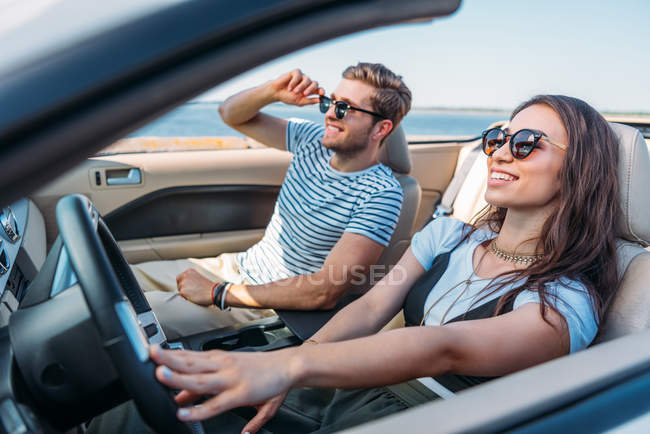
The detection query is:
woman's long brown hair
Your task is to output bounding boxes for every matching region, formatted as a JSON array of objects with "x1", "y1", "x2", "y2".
[{"x1": 466, "y1": 95, "x2": 621, "y2": 332}]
